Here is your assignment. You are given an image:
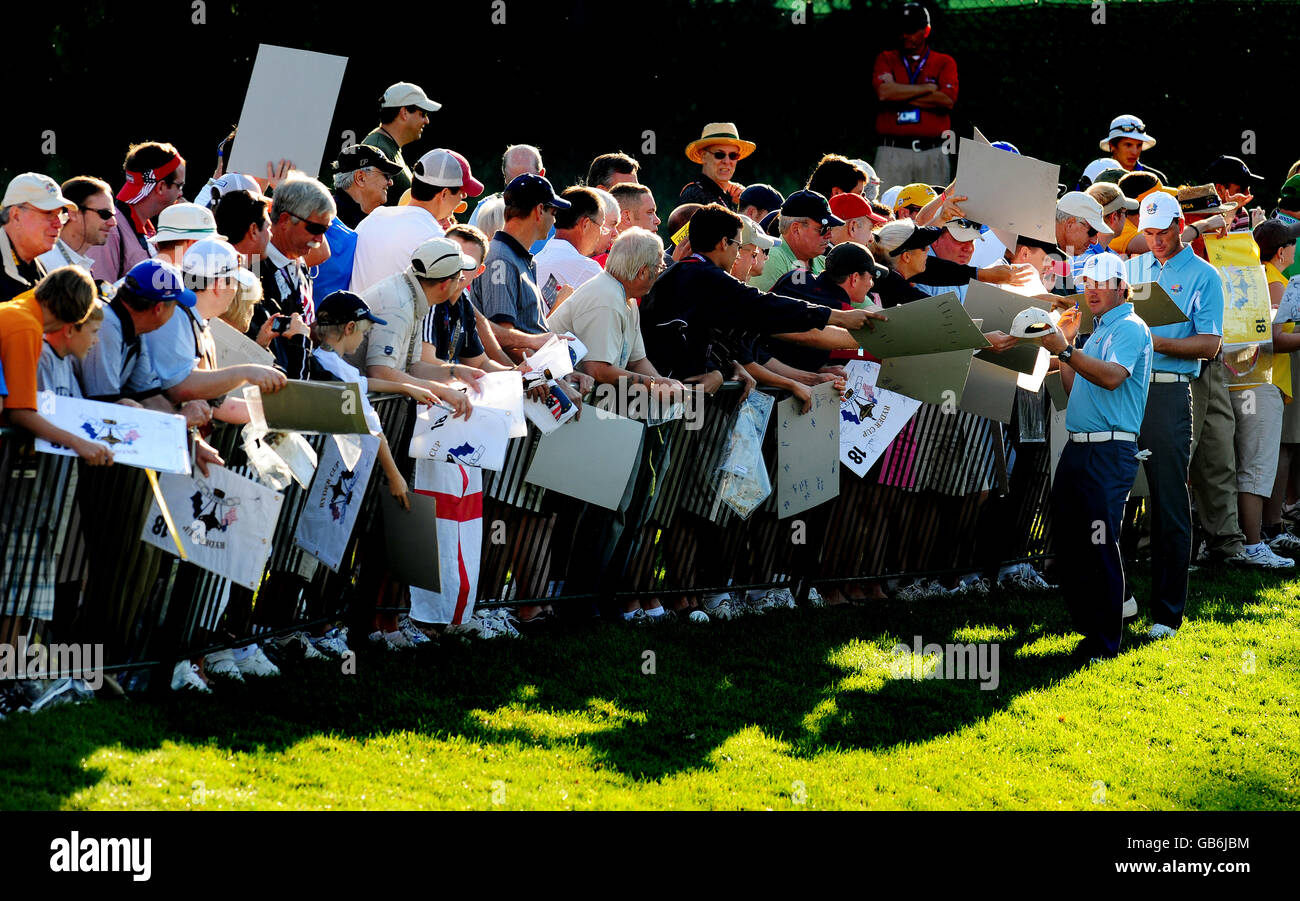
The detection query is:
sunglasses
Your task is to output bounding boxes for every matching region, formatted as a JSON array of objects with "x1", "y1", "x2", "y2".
[
  {"x1": 710, "y1": 151, "x2": 742, "y2": 161},
  {"x1": 1112, "y1": 123, "x2": 1145, "y2": 134},
  {"x1": 1086, "y1": 226, "x2": 1098, "y2": 238},
  {"x1": 80, "y1": 205, "x2": 114, "y2": 221},
  {"x1": 286, "y1": 210, "x2": 330, "y2": 235},
  {"x1": 801, "y1": 221, "x2": 831, "y2": 236}
]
